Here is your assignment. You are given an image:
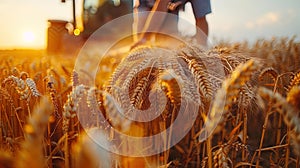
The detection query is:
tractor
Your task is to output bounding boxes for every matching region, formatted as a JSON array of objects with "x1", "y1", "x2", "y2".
[{"x1": 47, "y1": 0, "x2": 132, "y2": 56}]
